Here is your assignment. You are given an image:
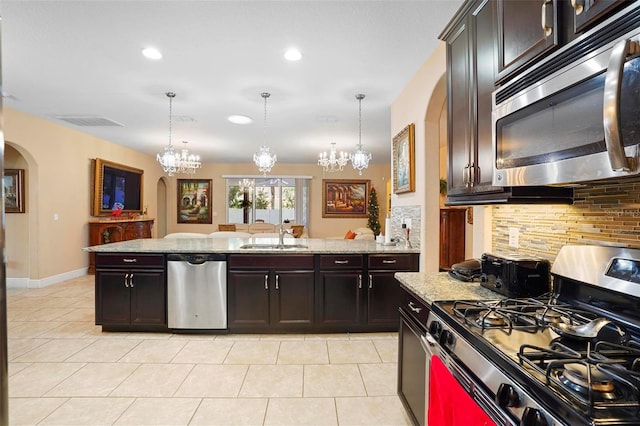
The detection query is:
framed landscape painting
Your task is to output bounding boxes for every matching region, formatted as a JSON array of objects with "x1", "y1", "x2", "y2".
[
  {"x1": 177, "y1": 179, "x2": 212, "y2": 224},
  {"x1": 393, "y1": 123, "x2": 415, "y2": 194},
  {"x1": 4, "y1": 169, "x2": 25, "y2": 213},
  {"x1": 322, "y1": 179, "x2": 369, "y2": 218}
]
